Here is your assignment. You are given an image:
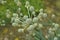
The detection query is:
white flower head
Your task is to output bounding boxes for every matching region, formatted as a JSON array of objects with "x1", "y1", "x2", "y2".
[
  {"x1": 20, "y1": 13, "x2": 23, "y2": 16},
  {"x1": 38, "y1": 23, "x2": 43, "y2": 28},
  {"x1": 25, "y1": 18, "x2": 32, "y2": 24},
  {"x1": 53, "y1": 23, "x2": 59, "y2": 30},
  {"x1": 25, "y1": 1, "x2": 30, "y2": 9},
  {"x1": 54, "y1": 23, "x2": 59, "y2": 28},
  {"x1": 49, "y1": 27, "x2": 53, "y2": 31},
  {"x1": 6, "y1": 9, "x2": 10, "y2": 13},
  {"x1": 11, "y1": 17, "x2": 15, "y2": 22},
  {"x1": 23, "y1": 15, "x2": 28, "y2": 20},
  {"x1": 1, "y1": 20, "x2": 5, "y2": 26},
  {"x1": 17, "y1": 8, "x2": 21, "y2": 13},
  {"x1": 38, "y1": 12, "x2": 43, "y2": 18},
  {"x1": 18, "y1": 29, "x2": 24, "y2": 32},
  {"x1": 33, "y1": 23, "x2": 38, "y2": 27},
  {"x1": 51, "y1": 14, "x2": 56, "y2": 18},
  {"x1": 39, "y1": 8, "x2": 43, "y2": 13},
  {"x1": 6, "y1": 13, "x2": 11, "y2": 18},
  {"x1": 45, "y1": 35, "x2": 49, "y2": 39},
  {"x1": 33, "y1": 17, "x2": 38, "y2": 23},
  {"x1": 14, "y1": 0, "x2": 19, "y2": 3},
  {"x1": 32, "y1": 11, "x2": 36, "y2": 16},
  {"x1": 54, "y1": 37, "x2": 58, "y2": 40},
  {"x1": 18, "y1": 8, "x2": 21, "y2": 10},
  {"x1": 26, "y1": 1, "x2": 30, "y2": 5},
  {"x1": 14, "y1": 18, "x2": 20, "y2": 23},
  {"x1": 17, "y1": 1, "x2": 21, "y2": 6},
  {"x1": 39, "y1": 12, "x2": 43, "y2": 15},
  {"x1": 42, "y1": 13, "x2": 47, "y2": 18},
  {"x1": 48, "y1": 28, "x2": 54, "y2": 35},
  {"x1": 22, "y1": 23, "x2": 27, "y2": 27},
  {"x1": 27, "y1": 25, "x2": 35, "y2": 32},
  {"x1": 48, "y1": 30, "x2": 54, "y2": 35},
  {"x1": 13, "y1": 13, "x2": 18, "y2": 17},
  {"x1": 6, "y1": 9, "x2": 11, "y2": 18},
  {"x1": 52, "y1": 23, "x2": 59, "y2": 29},
  {"x1": 29, "y1": 6, "x2": 34, "y2": 12},
  {"x1": 57, "y1": 34, "x2": 60, "y2": 37},
  {"x1": 12, "y1": 22, "x2": 18, "y2": 26},
  {"x1": 52, "y1": 23, "x2": 56, "y2": 25},
  {"x1": 52, "y1": 28, "x2": 57, "y2": 31}
]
